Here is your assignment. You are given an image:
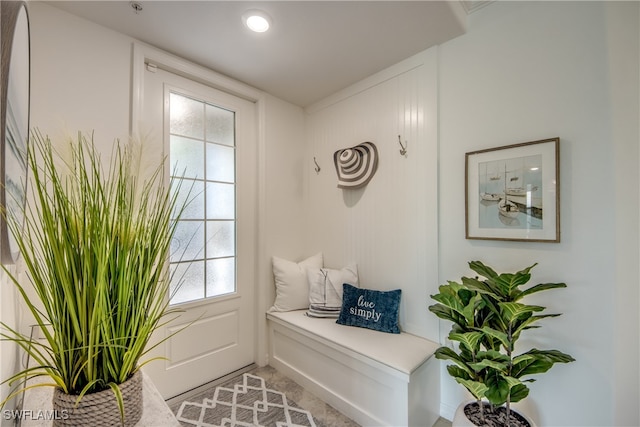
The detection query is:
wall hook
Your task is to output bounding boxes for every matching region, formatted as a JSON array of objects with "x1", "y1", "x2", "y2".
[
  {"x1": 398, "y1": 135, "x2": 407, "y2": 156},
  {"x1": 313, "y1": 157, "x2": 321, "y2": 174}
]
